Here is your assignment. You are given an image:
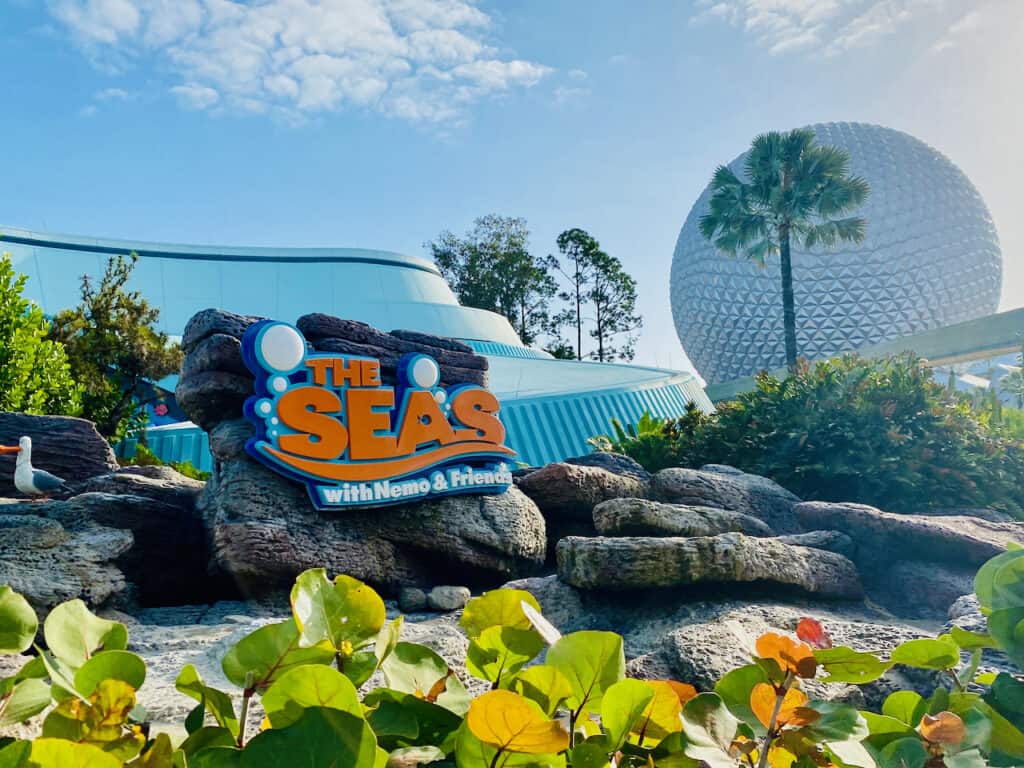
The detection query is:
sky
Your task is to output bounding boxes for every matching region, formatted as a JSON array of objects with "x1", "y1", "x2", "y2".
[{"x1": 1, "y1": 0, "x2": 1022, "y2": 374}]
